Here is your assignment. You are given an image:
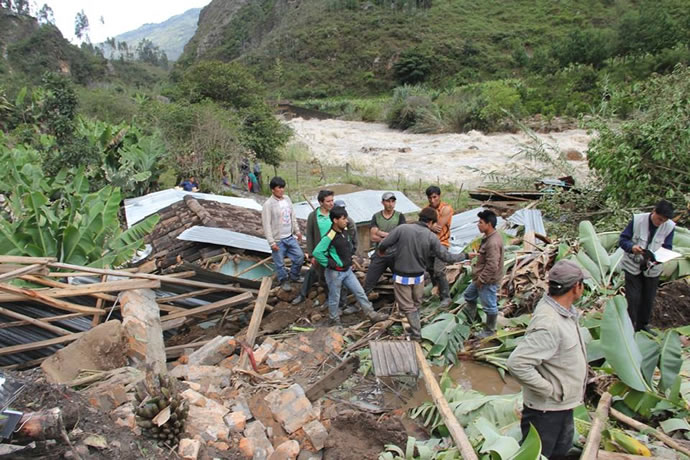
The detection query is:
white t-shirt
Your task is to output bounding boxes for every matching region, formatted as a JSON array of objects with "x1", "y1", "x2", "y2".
[{"x1": 278, "y1": 198, "x2": 293, "y2": 239}]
